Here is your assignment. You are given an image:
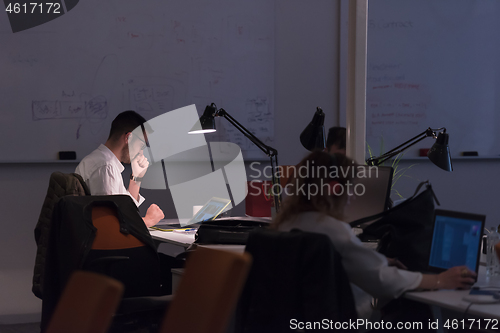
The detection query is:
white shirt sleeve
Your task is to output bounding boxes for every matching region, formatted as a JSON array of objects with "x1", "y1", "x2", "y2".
[
  {"x1": 324, "y1": 221, "x2": 422, "y2": 299},
  {"x1": 87, "y1": 165, "x2": 145, "y2": 207}
]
